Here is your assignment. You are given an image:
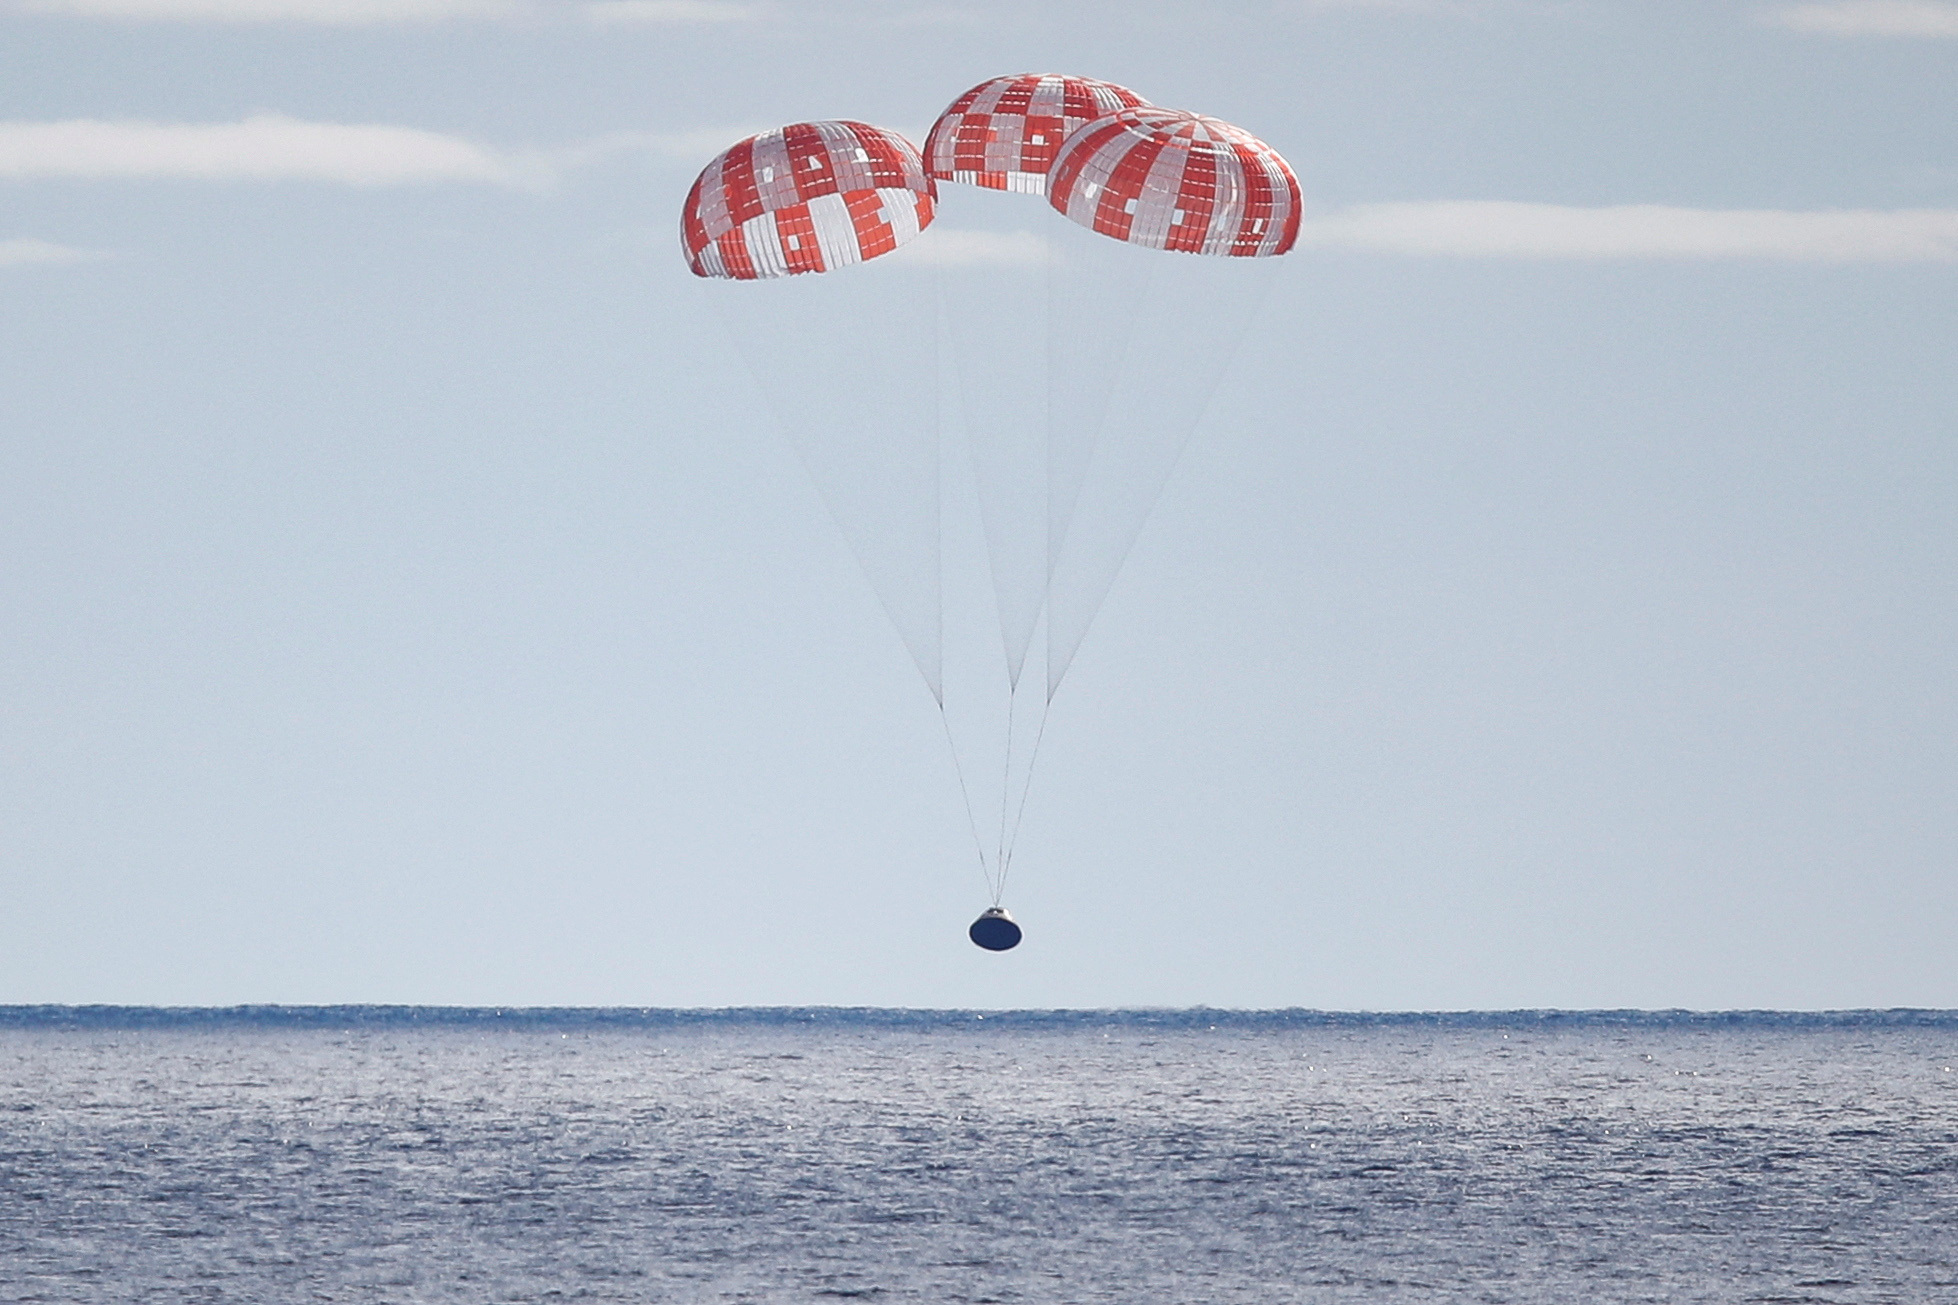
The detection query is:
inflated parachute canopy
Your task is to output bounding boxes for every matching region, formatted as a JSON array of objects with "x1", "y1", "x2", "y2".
[
  {"x1": 925, "y1": 73, "x2": 1146, "y2": 195},
  {"x1": 1048, "y1": 108, "x2": 1301, "y2": 257},
  {"x1": 682, "y1": 121, "x2": 935, "y2": 279}
]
